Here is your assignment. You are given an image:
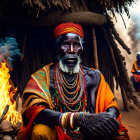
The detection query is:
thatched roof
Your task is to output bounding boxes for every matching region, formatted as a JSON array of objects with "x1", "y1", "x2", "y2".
[
  {"x1": 35, "y1": 11, "x2": 107, "y2": 26},
  {"x1": 0, "y1": 0, "x2": 135, "y2": 27},
  {"x1": 21, "y1": 0, "x2": 135, "y2": 15},
  {"x1": 0, "y1": 0, "x2": 135, "y2": 14}
]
